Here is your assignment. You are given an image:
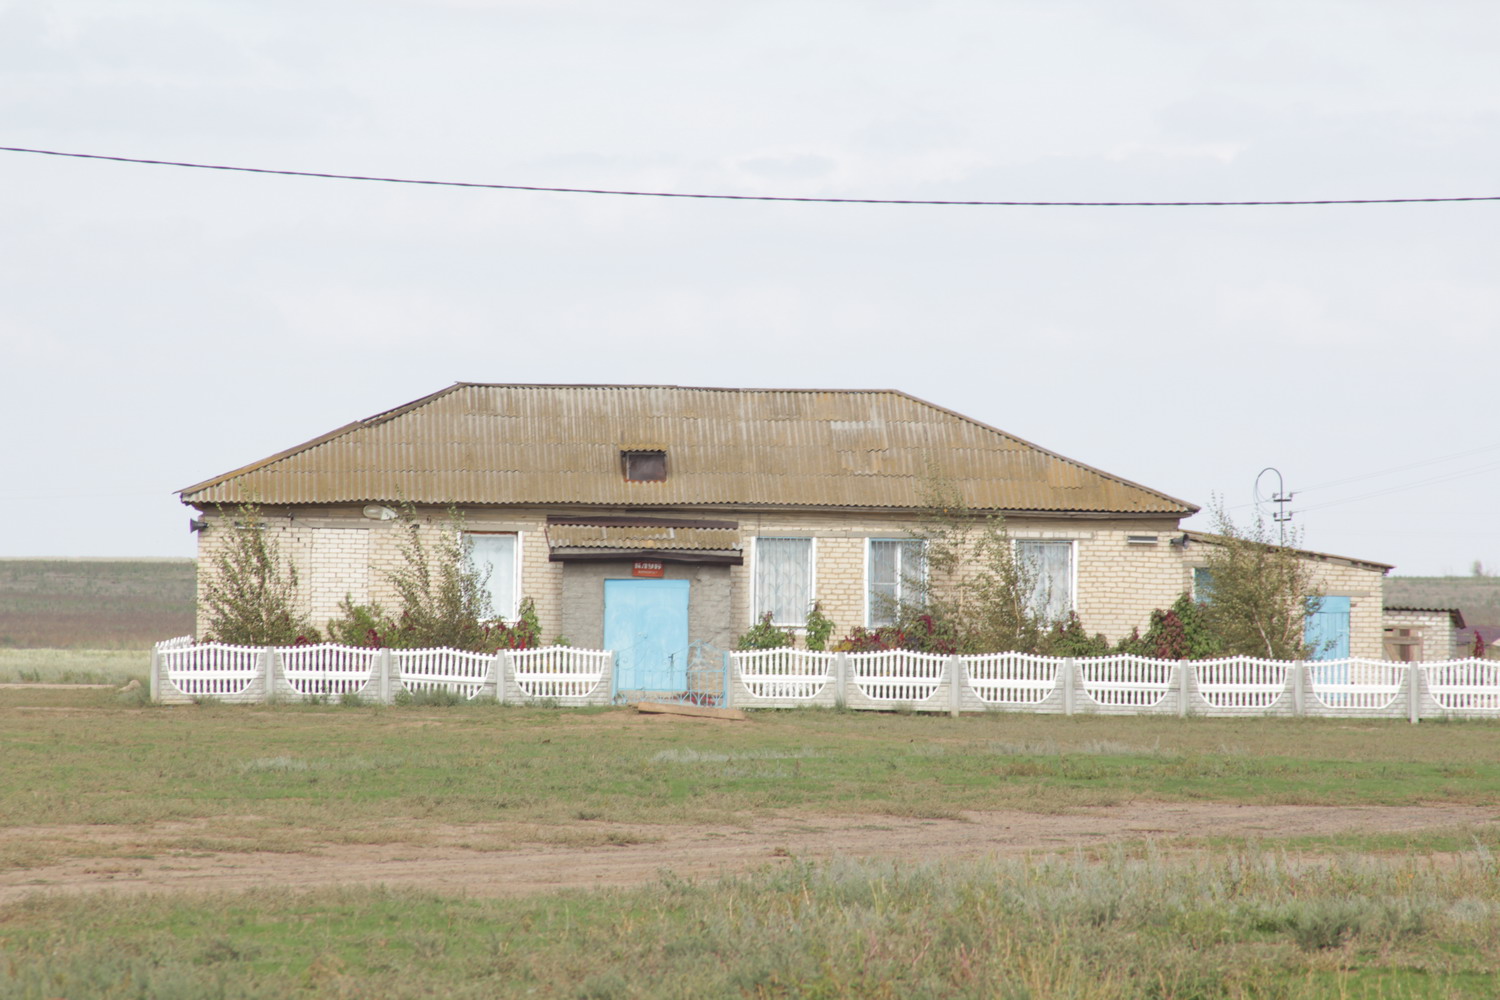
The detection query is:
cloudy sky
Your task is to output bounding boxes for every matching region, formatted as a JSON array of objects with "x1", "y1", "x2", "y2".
[{"x1": 3, "y1": 0, "x2": 1498, "y2": 575}]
